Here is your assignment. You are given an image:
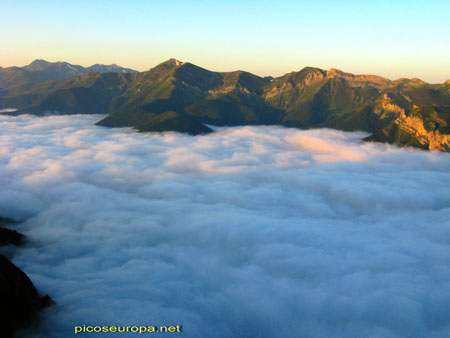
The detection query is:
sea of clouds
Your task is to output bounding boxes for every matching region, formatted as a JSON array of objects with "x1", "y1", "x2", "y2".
[{"x1": 0, "y1": 114, "x2": 449, "y2": 337}]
